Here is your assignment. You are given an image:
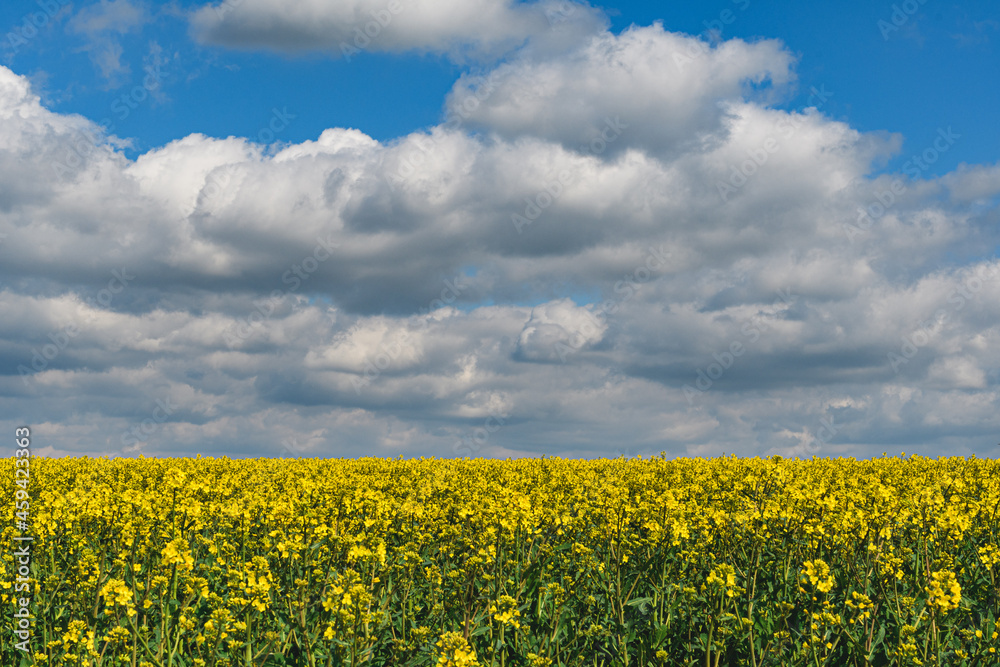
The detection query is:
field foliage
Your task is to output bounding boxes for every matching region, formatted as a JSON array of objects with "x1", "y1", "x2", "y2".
[{"x1": 3, "y1": 455, "x2": 1000, "y2": 666}]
